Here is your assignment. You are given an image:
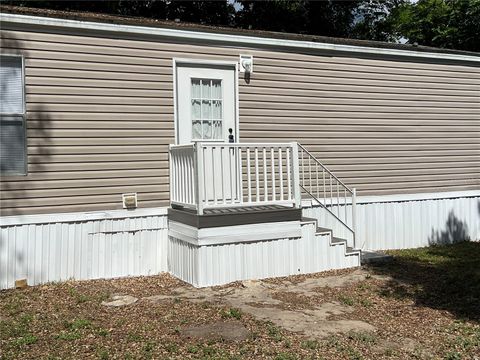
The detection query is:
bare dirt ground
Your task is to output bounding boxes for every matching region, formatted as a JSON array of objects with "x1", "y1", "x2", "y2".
[{"x1": 1, "y1": 242, "x2": 479, "y2": 359}]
